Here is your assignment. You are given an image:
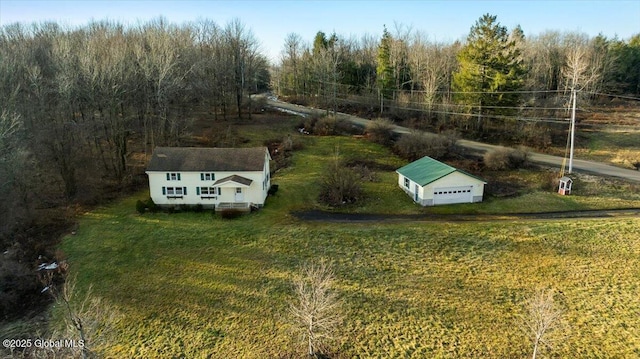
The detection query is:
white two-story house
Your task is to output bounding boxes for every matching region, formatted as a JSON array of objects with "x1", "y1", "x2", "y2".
[{"x1": 146, "y1": 147, "x2": 271, "y2": 211}]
